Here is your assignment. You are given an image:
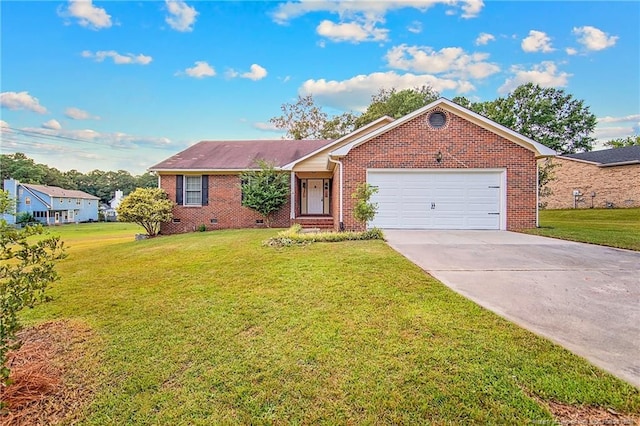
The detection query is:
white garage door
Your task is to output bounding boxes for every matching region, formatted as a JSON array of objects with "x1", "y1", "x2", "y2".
[{"x1": 368, "y1": 170, "x2": 503, "y2": 230}]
